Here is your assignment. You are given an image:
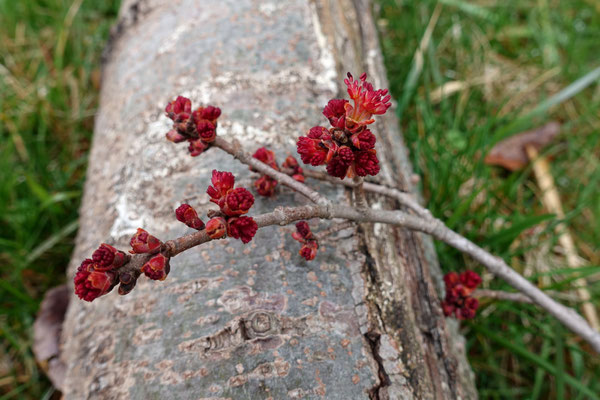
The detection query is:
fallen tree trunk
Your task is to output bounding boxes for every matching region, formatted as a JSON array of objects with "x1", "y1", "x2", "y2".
[{"x1": 60, "y1": 0, "x2": 477, "y2": 398}]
